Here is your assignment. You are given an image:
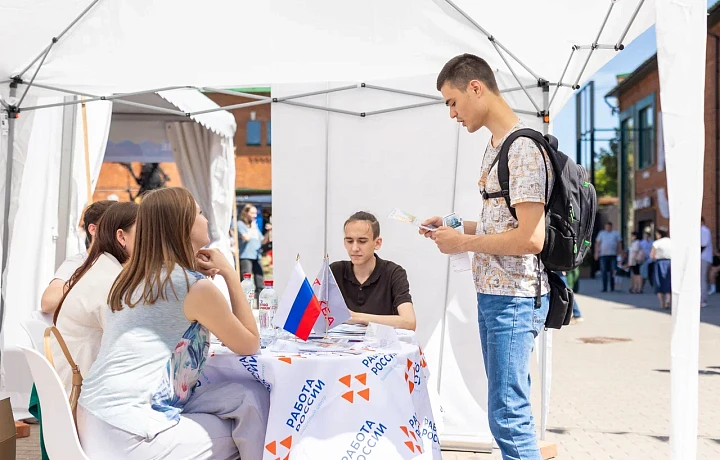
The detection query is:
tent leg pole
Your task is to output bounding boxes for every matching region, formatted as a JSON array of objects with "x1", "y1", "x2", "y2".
[
  {"x1": 56, "y1": 97, "x2": 78, "y2": 268},
  {"x1": 540, "y1": 82, "x2": 551, "y2": 442},
  {"x1": 437, "y1": 124, "x2": 461, "y2": 393},
  {"x1": 0, "y1": 84, "x2": 18, "y2": 358},
  {"x1": 323, "y1": 83, "x2": 330, "y2": 256}
]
